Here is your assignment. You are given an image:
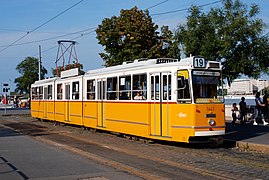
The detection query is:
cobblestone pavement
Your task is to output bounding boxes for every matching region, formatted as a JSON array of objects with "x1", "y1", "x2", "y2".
[{"x1": 1, "y1": 115, "x2": 269, "y2": 180}]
